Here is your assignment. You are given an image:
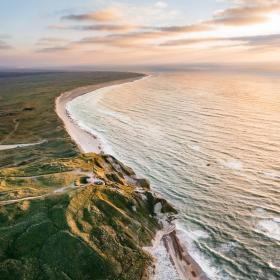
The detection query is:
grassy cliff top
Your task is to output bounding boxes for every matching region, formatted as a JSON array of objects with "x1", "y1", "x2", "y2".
[{"x1": 0, "y1": 153, "x2": 170, "y2": 280}]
